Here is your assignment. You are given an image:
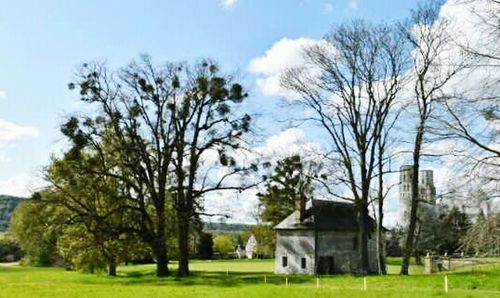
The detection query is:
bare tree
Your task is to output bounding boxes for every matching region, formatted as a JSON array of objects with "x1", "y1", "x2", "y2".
[
  {"x1": 434, "y1": 0, "x2": 499, "y2": 179},
  {"x1": 373, "y1": 127, "x2": 402, "y2": 274},
  {"x1": 282, "y1": 20, "x2": 409, "y2": 273},
  {"x1": 457, "y1": 0, "x2": 500, "y2": 64},
  {"x1": 169, "y1": 61, "x2": 256, "y2": 276},
  {"x1": 398, "y1": 1, "x2": 465, "y2": 275}
]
